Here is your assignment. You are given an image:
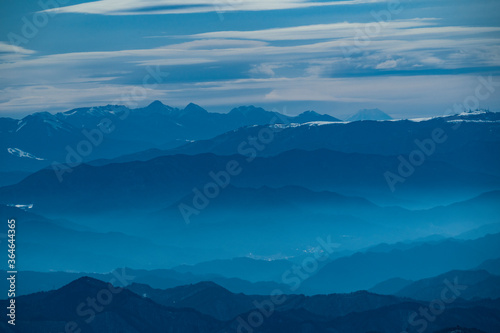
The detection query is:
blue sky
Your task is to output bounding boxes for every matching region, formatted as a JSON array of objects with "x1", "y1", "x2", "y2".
[{"x1": 1, "y1": 0, "x2": 499, "y2": 118}]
